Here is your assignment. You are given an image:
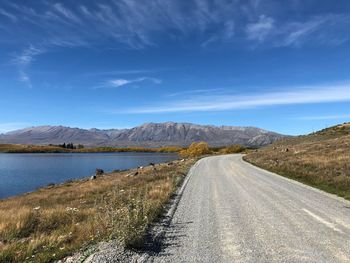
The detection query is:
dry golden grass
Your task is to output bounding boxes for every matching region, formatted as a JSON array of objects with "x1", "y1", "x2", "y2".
[
  {"x1": 0, "y1": 144, "x2": 184, "y2": 154},
  {"x1": 0, "y1": 144, "x2": 70, "y2": 153},
  {"x1": 244, "y1": 123, "x2": 350, "y2": 200},
  {"x1": 218, "y1": 144, "x2": 246, "y2": 154},
  {"x1": 0, "y1": 144, "x2": 183, "y2": 153},
  {"x1": 0, "y1": 159, "x2": 195, "y2": 262},
  {"x1": 75, "y1": 146, "x2": 183, "y2": 153}
]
